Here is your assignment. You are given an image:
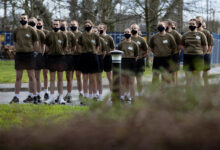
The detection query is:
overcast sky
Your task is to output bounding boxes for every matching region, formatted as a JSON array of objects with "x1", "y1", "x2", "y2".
[{"x1": 1, "y1": 0, "x2": 220, "y2": 21}]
